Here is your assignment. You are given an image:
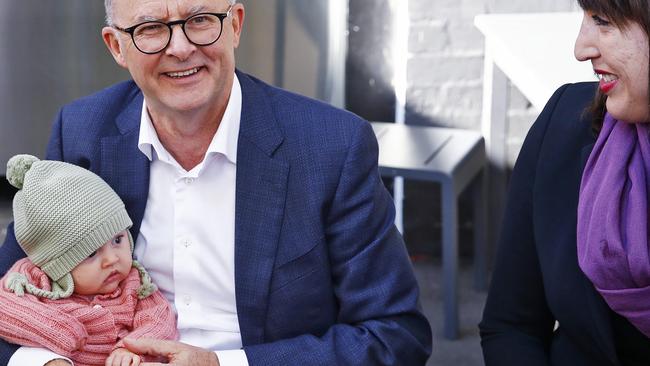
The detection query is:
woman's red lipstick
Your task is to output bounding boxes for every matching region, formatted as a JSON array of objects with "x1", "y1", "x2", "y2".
[{"x1": 595, "y1": 69, "x2": 618, "y2": 93}]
